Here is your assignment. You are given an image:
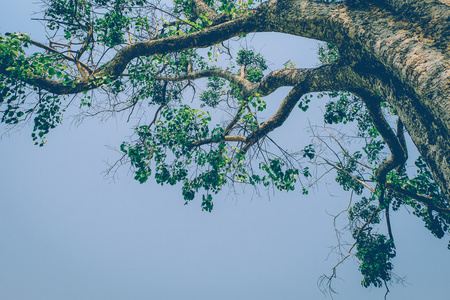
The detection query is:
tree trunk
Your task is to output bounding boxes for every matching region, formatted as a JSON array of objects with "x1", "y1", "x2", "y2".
[{"x1": 258, "y1": 0, "x2": 450, "y2": 200}]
